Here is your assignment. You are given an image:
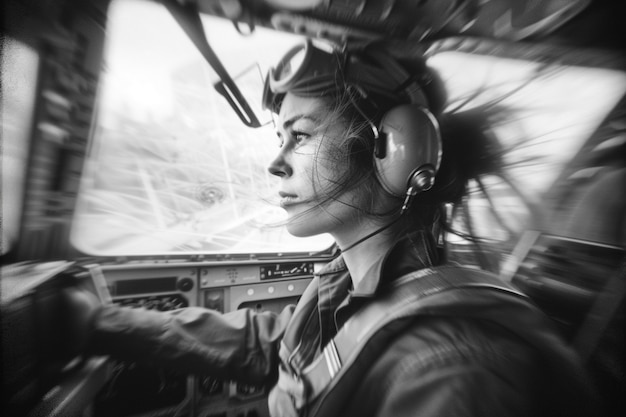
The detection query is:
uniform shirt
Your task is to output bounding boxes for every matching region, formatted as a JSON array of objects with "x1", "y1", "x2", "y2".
[{"x1": 278, "y1": 230, "x2": 439, "y2": 378}]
